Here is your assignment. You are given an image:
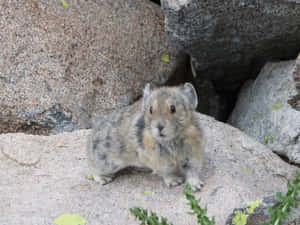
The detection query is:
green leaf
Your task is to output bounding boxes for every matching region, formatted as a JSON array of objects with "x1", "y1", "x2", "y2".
[
  {"x1": 253, "y1": 114, "x2": 259, "y2": 122},
  {"x1": 264, "y1": 136, "x2": 271, "y2": 144},
  {"x1": 247, "y1": 199, "x2": 263, "y2": 214},
  {"x1": 267, "y1": 172, "x2": 300, "y2": 225},
  {"x1": 54, "y1": 214, "x2": 87, "y2": 225},
  {"x1": 130, "y1": 207, "x2": 173, "y2": 225},
  {"x1": 61, "y1": 0, "x2": 69, "y2": 8},
  {"x1": 274, "y1": 103, "x2": 282, "y2": 108},
  {"x1": 276, "y1": 192, "x2": 283, "y2": 201},
  {"x1": 183, "y1": 182, "x2": 215, "y2": 225},
  {"x1": 87, "y1": 174, "x2": 94, "y2": 180},
  {"x1": 232, "y1": 210, "x2": 248, "y2": 225},
  {"x1": 263, "y1": 135, "x2": 274, "y2": 144},
  {"x1": 160, "y1": 53, "x2": 170, "y2": 63},
  {"x1": 242, "y1": 167, "x2": 251, "y2": 174},
  {"x1": 270, "y1": 103, "x2": 282, "y2": 112}
]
